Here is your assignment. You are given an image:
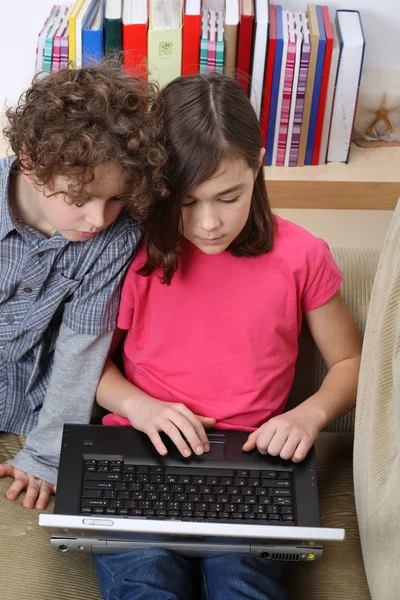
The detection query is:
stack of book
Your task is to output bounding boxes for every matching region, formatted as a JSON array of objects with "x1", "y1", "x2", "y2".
[{"x1": 35, "y1": 1, "x2": 366, "y2": 165}]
